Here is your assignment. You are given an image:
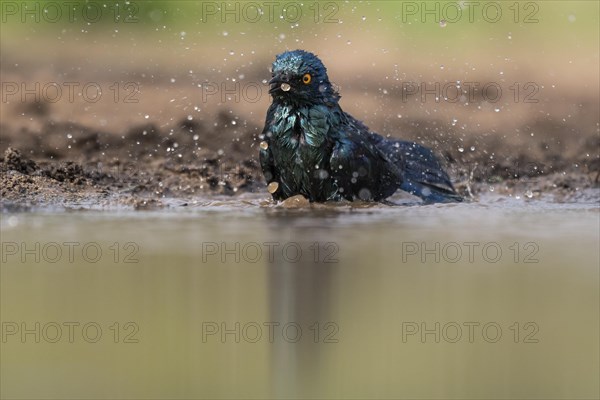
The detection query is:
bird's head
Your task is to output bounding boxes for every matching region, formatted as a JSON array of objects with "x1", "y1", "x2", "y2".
[{"x1": 269, "y1": 50, "x2": 340, "y2": 105}]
